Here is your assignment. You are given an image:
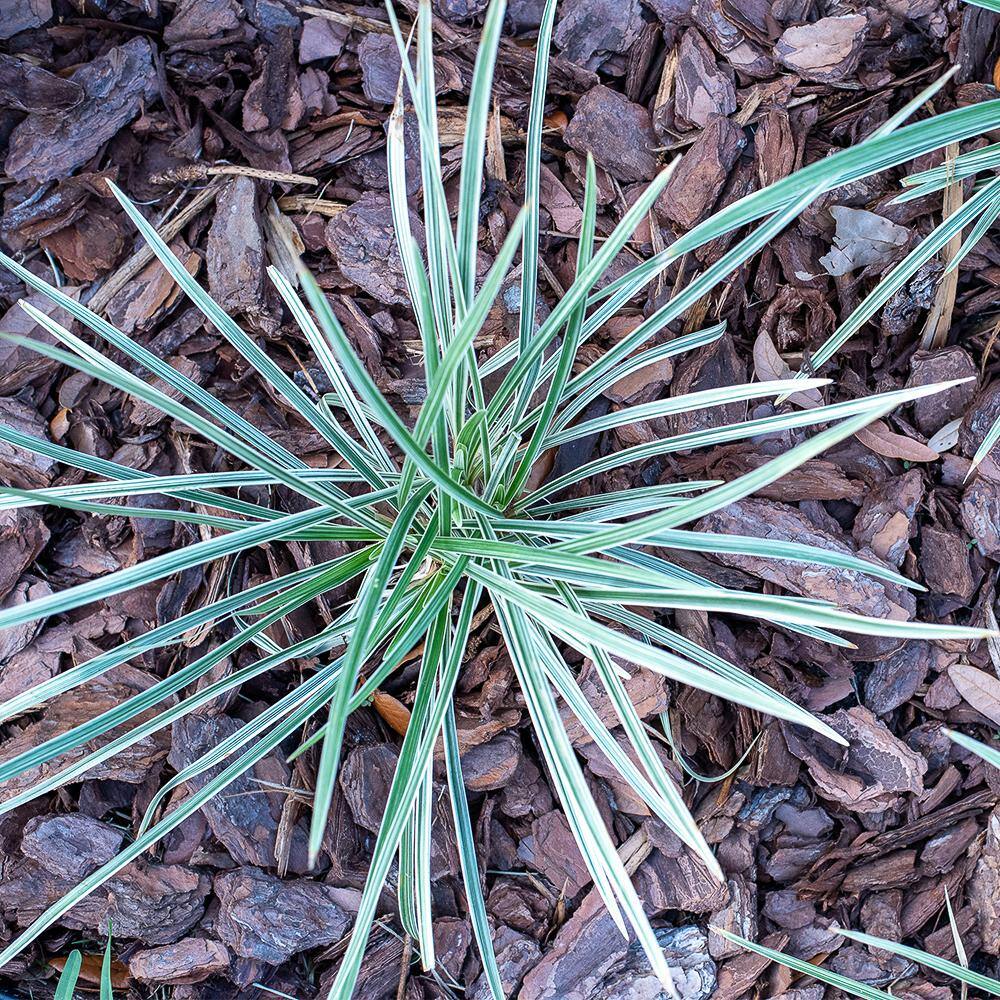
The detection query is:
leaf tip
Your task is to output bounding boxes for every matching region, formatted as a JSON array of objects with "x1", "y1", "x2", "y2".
[{"x1": 820, "y1": 723, "x2": 849, "y2": 747}]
